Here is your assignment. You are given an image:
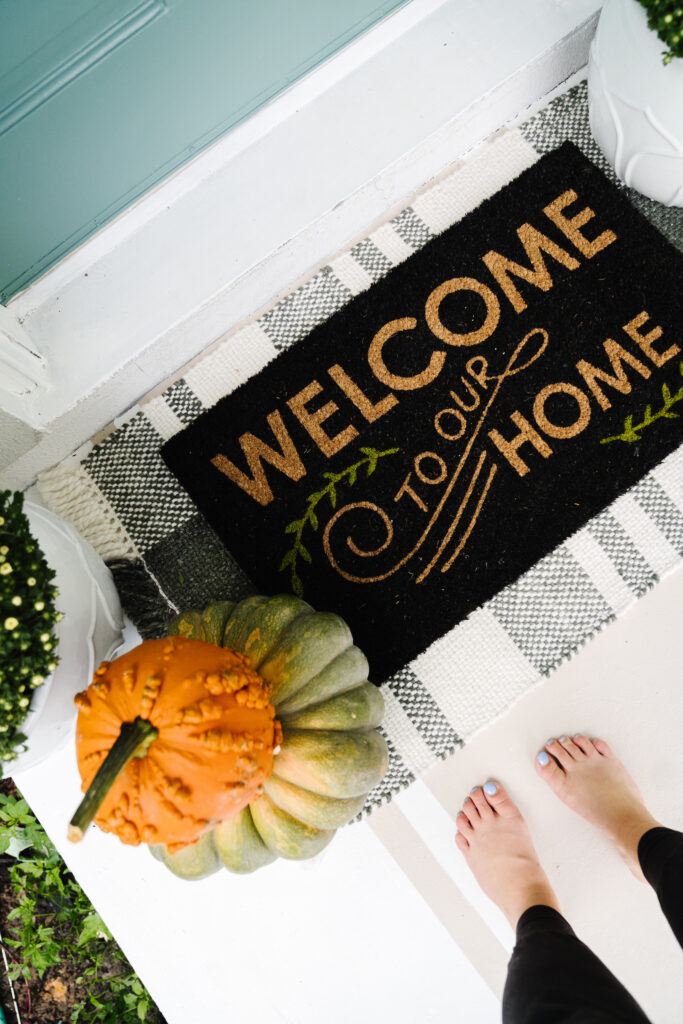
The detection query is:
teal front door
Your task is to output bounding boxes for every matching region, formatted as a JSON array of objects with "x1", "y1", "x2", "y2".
[{"x1": 0, "y1": 0, "x2": 408, "y2": 302}]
